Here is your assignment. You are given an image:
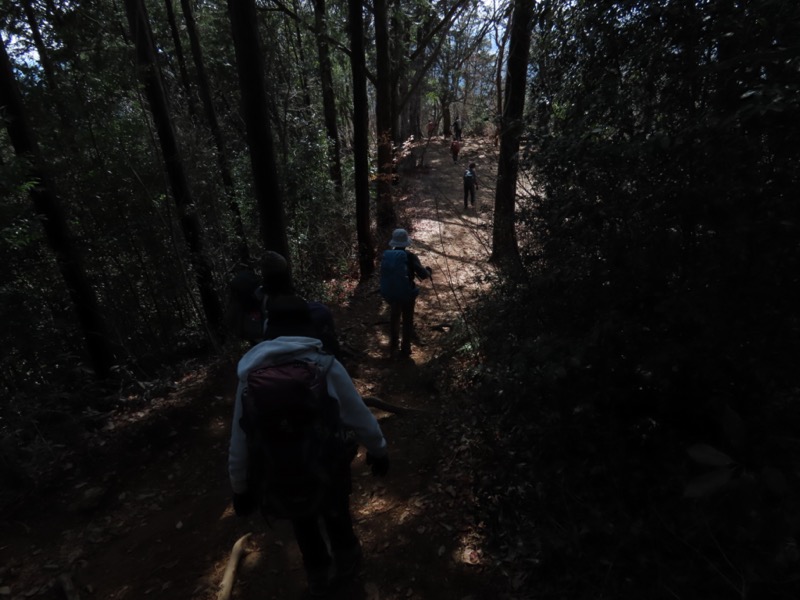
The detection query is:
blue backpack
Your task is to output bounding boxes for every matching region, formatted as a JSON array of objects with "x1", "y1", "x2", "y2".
[{"x1": 380, "y1": 249, "x2": 414, "y2": 303}]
